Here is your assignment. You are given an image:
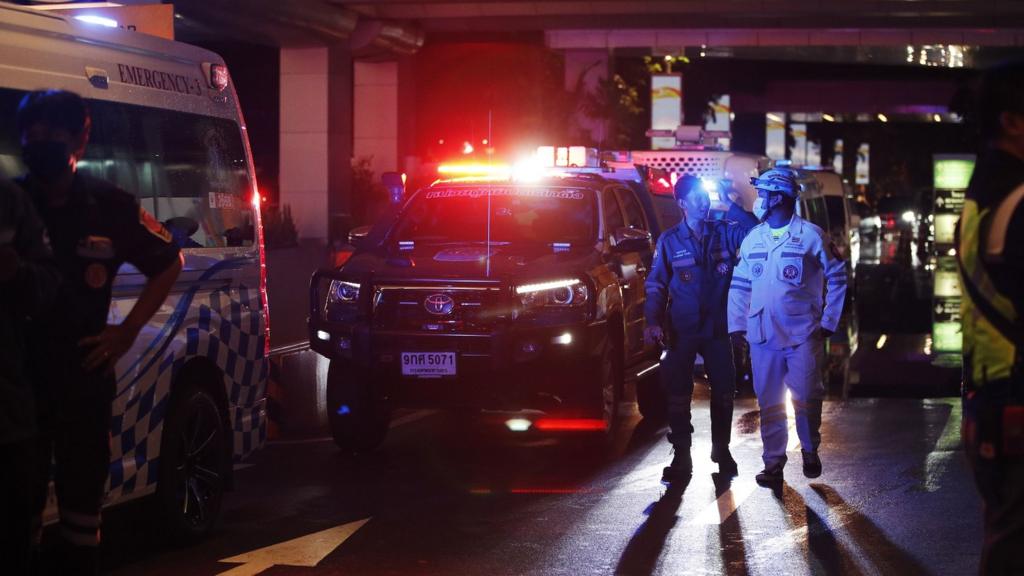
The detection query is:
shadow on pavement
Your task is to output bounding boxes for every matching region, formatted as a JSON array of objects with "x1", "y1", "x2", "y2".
[
  {"x1": 809, "y1": 484, "x2": 932, "y2": 575},
  {"x1": 615, "y1": 479, "x2": 689, "y2": 576}
]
